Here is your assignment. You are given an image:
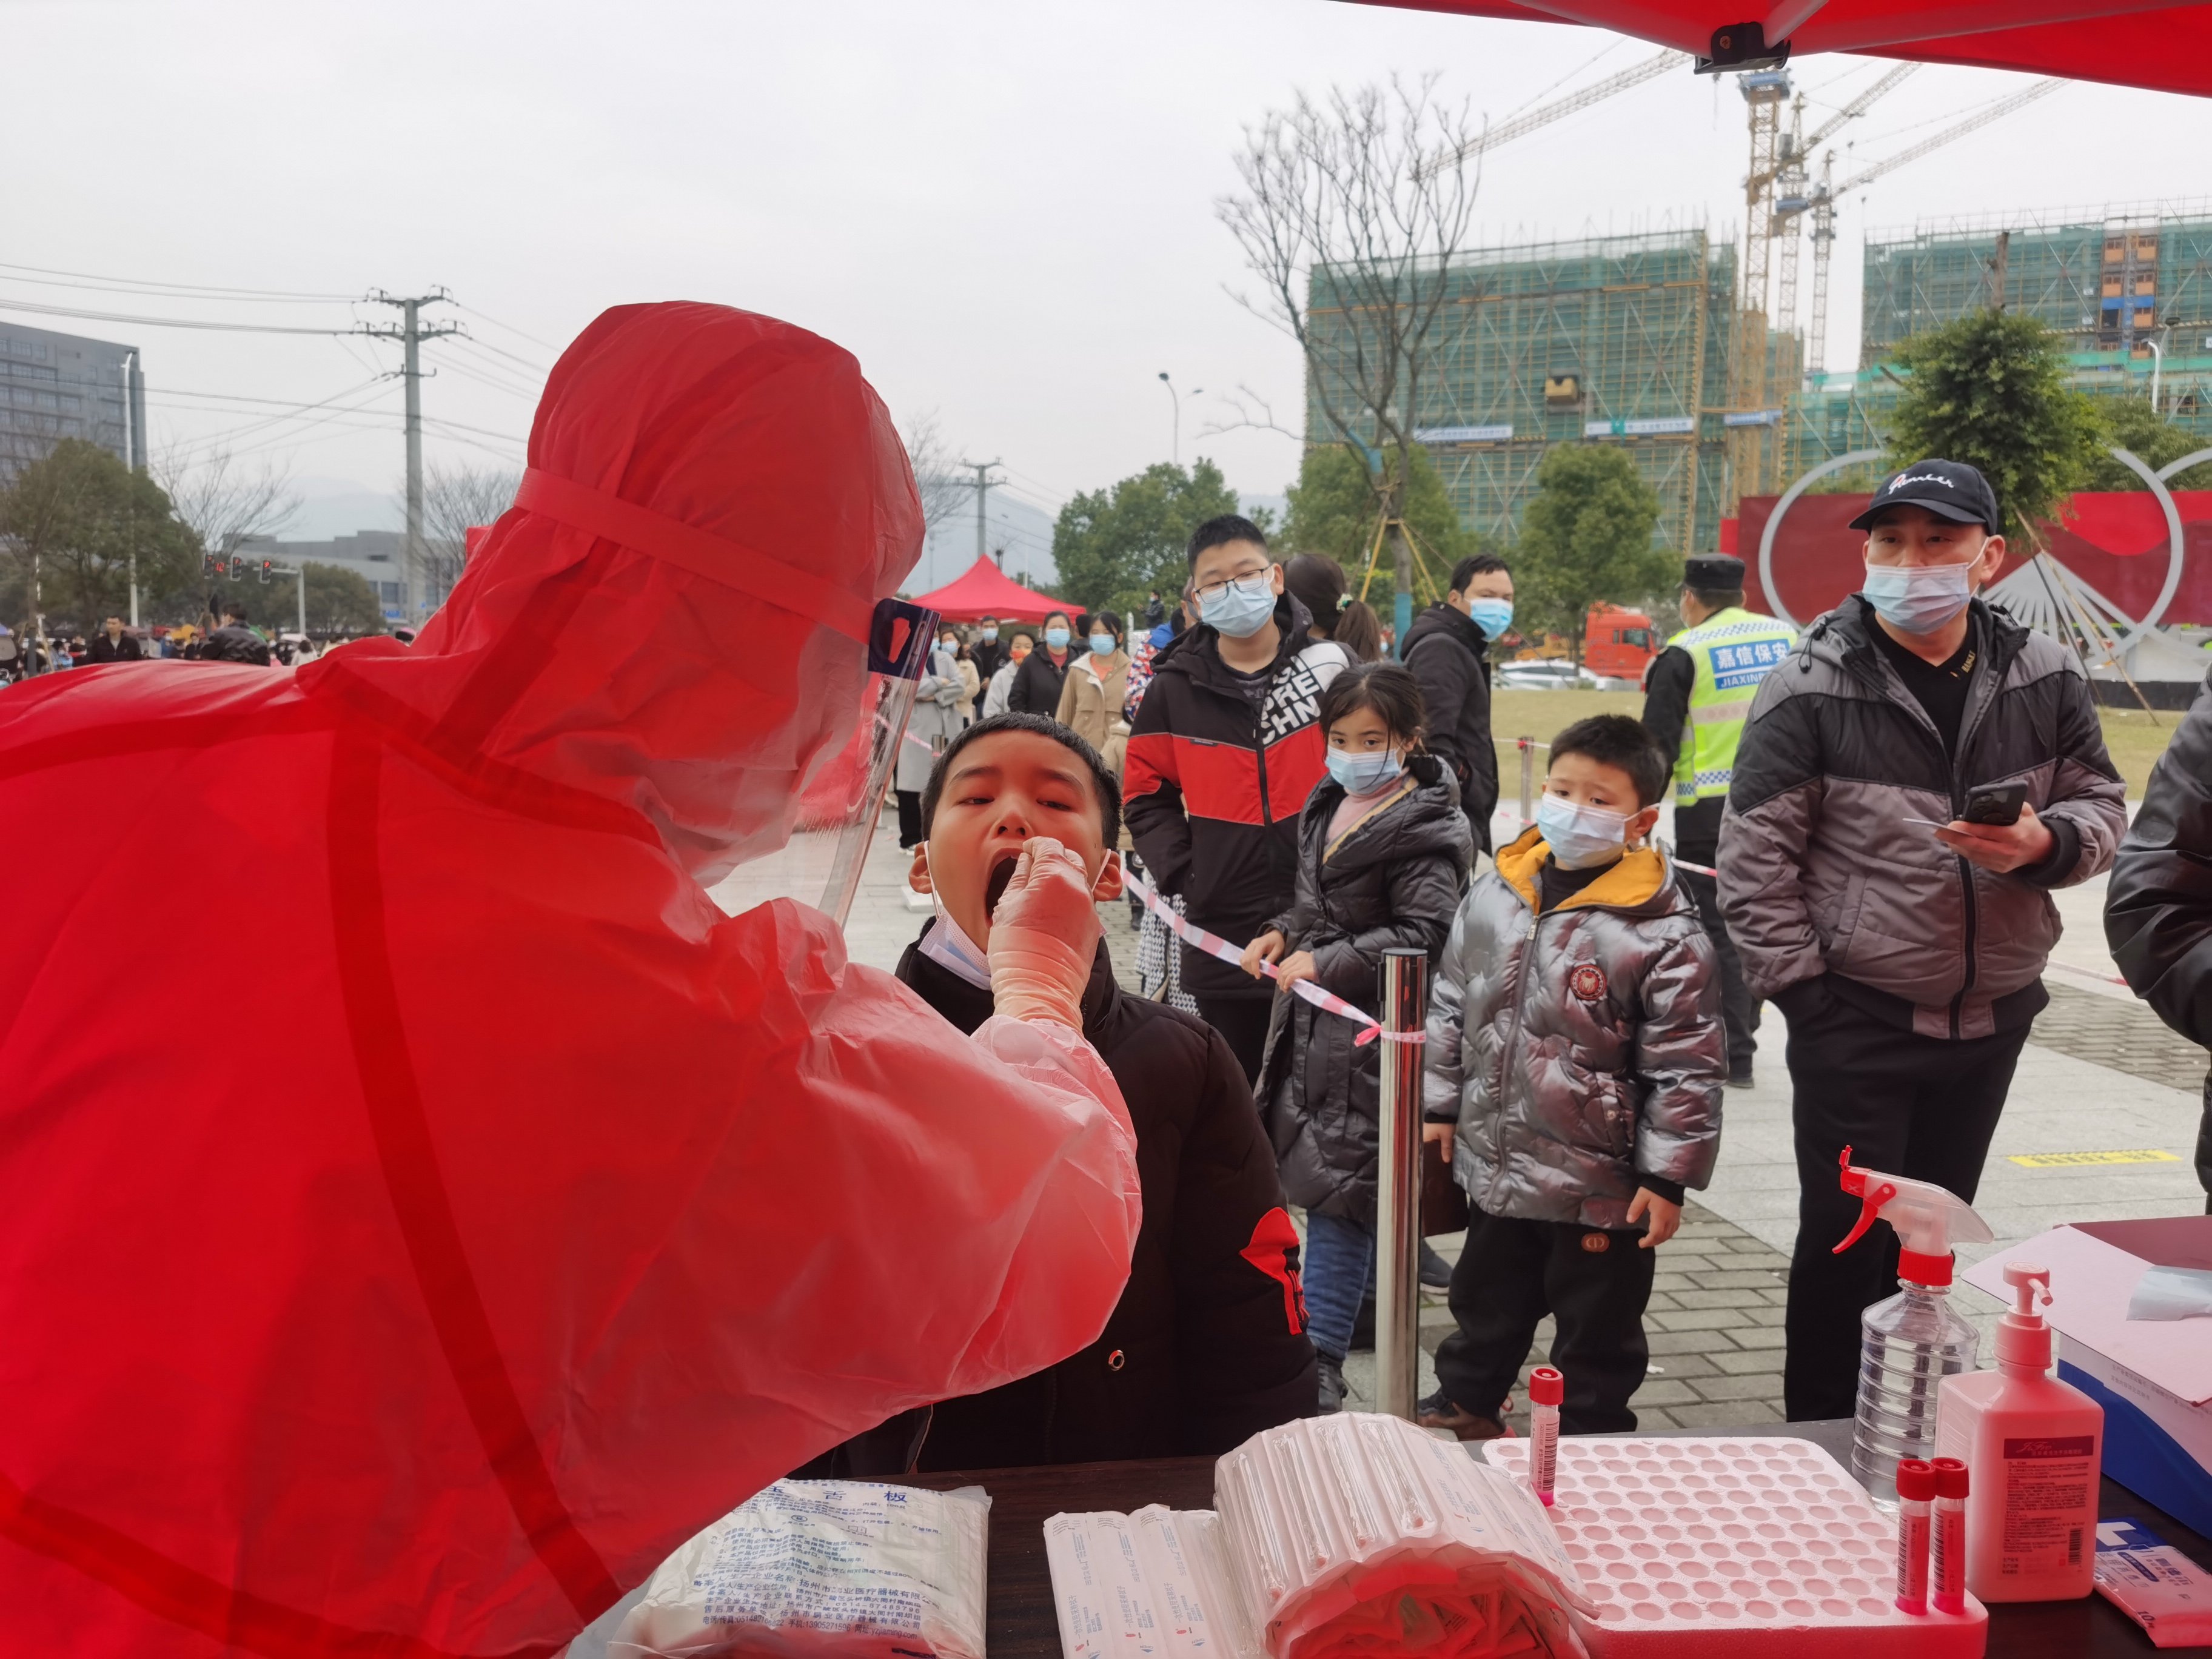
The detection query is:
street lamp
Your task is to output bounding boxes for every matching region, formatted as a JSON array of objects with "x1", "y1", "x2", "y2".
[
  {"x1": 1158, "y1": 372, "x2": 1204, "y2": 468},
  {"x1": 2145, "y1": 333, "x2": 2165, "y2": 414}
]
